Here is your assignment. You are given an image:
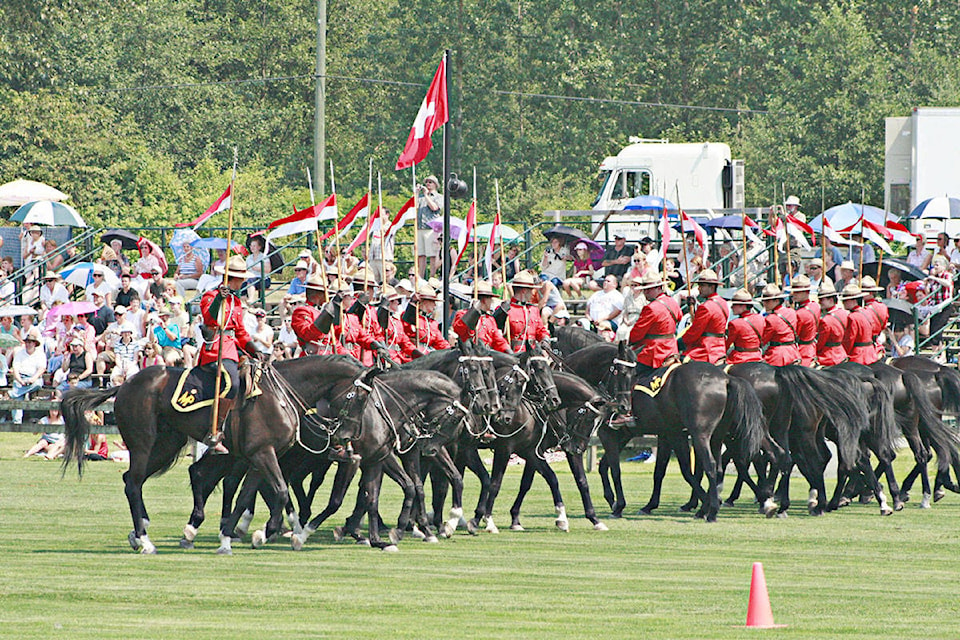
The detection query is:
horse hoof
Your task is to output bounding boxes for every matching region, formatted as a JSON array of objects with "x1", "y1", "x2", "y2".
[
  {"x1": 762, "y1": 499, "x2": 778, "y2": 518},
  {"x1": 466, "y1": 519, "x2": 479, "y2": 535},
  {"x1": 510, "y1": 523, "x2": 525, "y2": 531},
  {"x1": 858, "y1": 493, "x2": 873, "y2": 504},
  {"x1": 679, "y1": 504, "x2": 695, "y2": 513},
  {"x1": 593, "y1": 522, "x2": 609, "y2": 531},
  {"x1": 140, "y1": 539, "x2": 158, "y2": 554},
  {"x1": 900, "y1": 491, "x2": 910, "y2": 503},
  {"x1": 333, "y1": 526, "x2": 345, "y2": 542},
  {"x1": 236, "y1": 510, "x2": 254, "y2": 537},
  {"x1": 705, "y1": 515, "x2": 718, "y2": 523},
  {"x1": 722, "y1": 500, "x2": 735, "y2": 508},
  {"x1": 775, "y1": 511, "x2": 789, "y2": 519},
  {"x1": 555, "y1": 519, "x2": 569, "y2": 532},
  {"x1": 128, "y1": 531, "x2": 142, "y2": 551},
  {"x1": 439, "y1": 524, "x2": 453, "y2": 539},
  {"x1": 356, "y1": 538, "x2": 371, "y2": 547},
  {"x1": 880, "y1": 507, "x2": 894, "y2": 516},
  {"x1": 179, "y1": 538, "x2": 195, "y2": 550},
  {"x1": 291, "y1": 535, "x2": 304, "y2": 552},
  {"x1": 921, "y1": 494, "x2": 932, "y2": 509},
  {"x1": 410, "y1": 526, "x2": 426, "y2": 540},
  {"x1": 485, "y1": 523, "x2": 500, "y2": 535},
  {"x1": 610, "y1": 511, "x2": 624, "y2": 519},
  {"x1": 836, "y1": 497, "x2": 851, "y2": 508},
  {"x1": 694, "y1": 509, "x2": 706, "y2": 519},
  {"x1": 382, "y1": 545, "x2": 399, "y2": 553},
  {"x1": 251, "y1": 530, "x2": 266, "y2": 549},
  {"x1": 216, "y1": 546, "x2": 232, "y2": 555},
  {"x1": 424, "y1": 535, "x2": 439, "y2": 544},
  {"x1": 638, "y1": 508, "x2": 653, "y2": 516},
  {"x1": 893, "y1": 500, "x2": 905, "y2": 512},
  {"x1": 934, "y1": 488, "x2": 946, "y2": 502},
  {"x1": 388, "y1": 529, "x2": 402, "y2": 545}
]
